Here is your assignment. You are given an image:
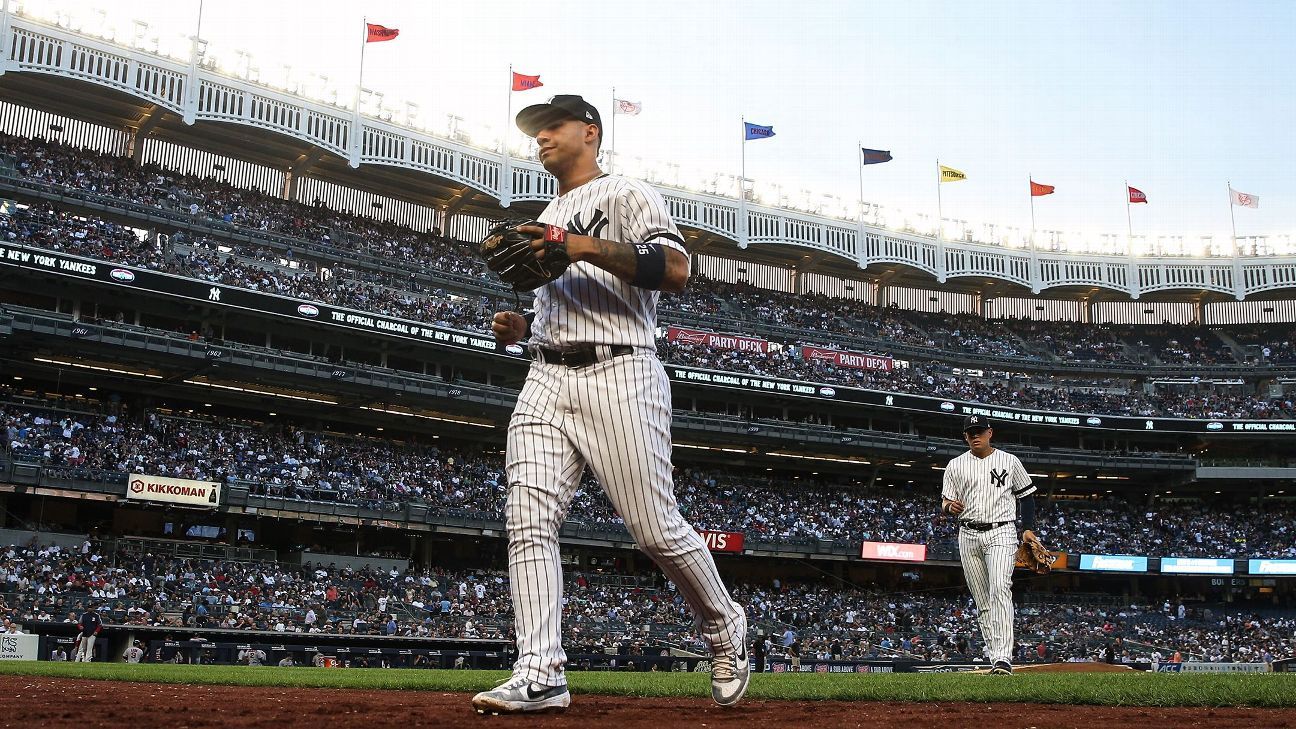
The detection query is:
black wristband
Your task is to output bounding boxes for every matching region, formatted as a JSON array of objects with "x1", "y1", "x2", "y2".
[
  {"x1": 630, "y1": 243, "x2": 667, "y2": 289},
  {"x1": 523, "y1": 311, "x2": 536, "y2": 339}
]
